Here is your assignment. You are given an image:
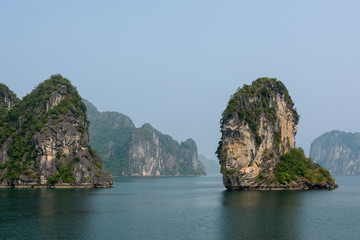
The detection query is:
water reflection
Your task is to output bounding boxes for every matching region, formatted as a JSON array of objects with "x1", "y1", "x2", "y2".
[
  {"x1": 0, "y1": 188, "x2": 96, "y2": 239},
  {"x1": 220, "y1": 190, "x2": 301, "y2": 240},
  {"x1": 1, "y1": 176, "x2": 350, "y2": 240}
]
